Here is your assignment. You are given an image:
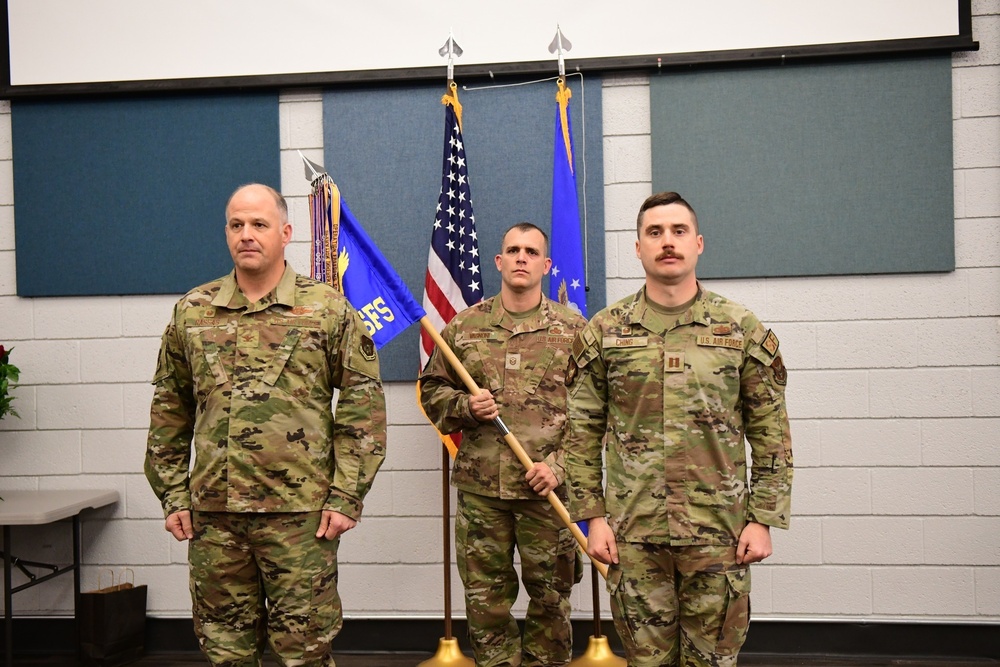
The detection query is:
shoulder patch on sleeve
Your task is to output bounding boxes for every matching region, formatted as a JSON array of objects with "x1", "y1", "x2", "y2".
[
  {"x1": 761, "y1": 329, "x2": 779, "y2": 356},
  {"x1": 565, "y1": 356, "x2": 579, "y2": 386},
  {"x1": 360, "y1": 335, "x2": 376, "y2": 361},
  {"x1": 343, "y1": 315, "x2": 381, "y2": 381},
  {"x1": 572, "y1": 326, "x2": 601, "y2": 370},
  {"x1": 769, "y1": 354, "x2": 788, "y2": 386},
  {"x1": 572, "y1": 333, "x2": 587, "y2": 358},
  {"x1": 747, "y1": 327, "x2": 779, "y2": 367},
  {"x1": 747, "y1": 327, "x2": 787, "y2": 387}
]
